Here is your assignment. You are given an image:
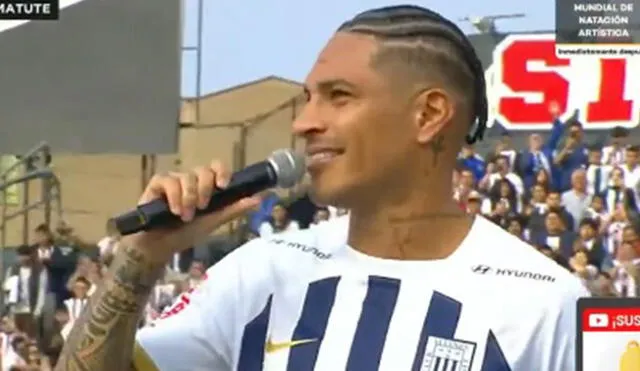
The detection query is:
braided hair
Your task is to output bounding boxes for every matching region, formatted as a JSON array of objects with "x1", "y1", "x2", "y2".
[{"x1": 337, "y1": 5, "x2": 488, "y2": 144}]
